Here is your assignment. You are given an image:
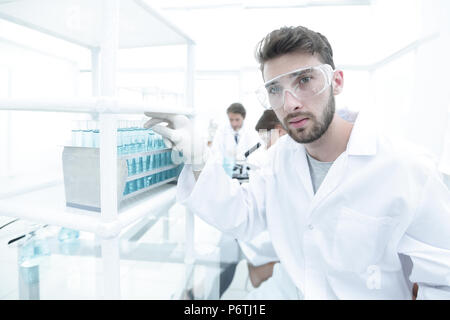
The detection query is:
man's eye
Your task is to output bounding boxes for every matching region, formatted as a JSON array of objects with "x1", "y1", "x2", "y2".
[
  {"x1": 267, "y1": 86, "x2": 282, "y2": 95},
  {"x1": 299, "y1": 76, "x2": 312, "y2": 84}
]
